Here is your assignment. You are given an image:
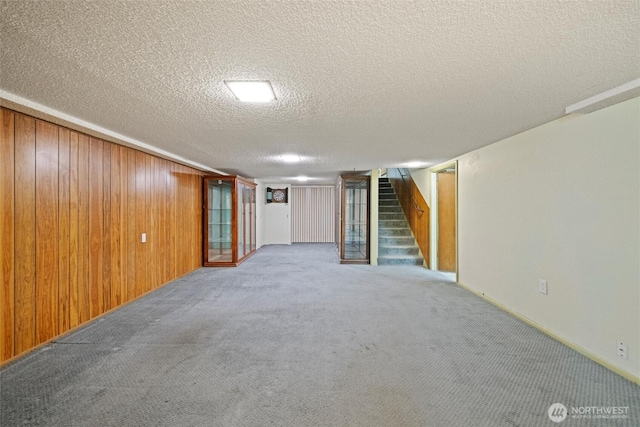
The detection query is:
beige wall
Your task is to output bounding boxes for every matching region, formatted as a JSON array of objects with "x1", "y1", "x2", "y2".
[{"x1": 454, "y1": 97, "x2": 639, "y2": 380}]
